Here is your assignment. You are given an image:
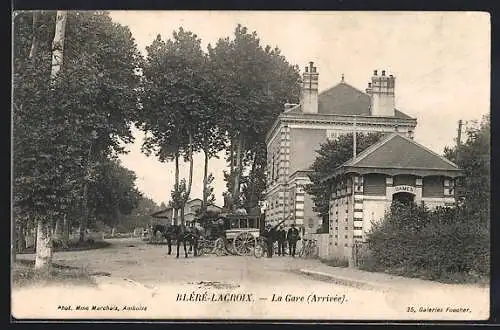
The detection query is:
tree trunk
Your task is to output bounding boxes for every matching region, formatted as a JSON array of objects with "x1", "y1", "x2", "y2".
[
  {"x1": 35, "y1": 217, "x2": 53, "y2": 275},
  {"x1": 34, "y1": 10, "x2": 65, "y2": 273},
  {"x1": 232, "y1": 134, "x2": 244, "y2": 209},
  {"x1": 184, "y1": 132, "x2": 194, "y2": 200},
  {"x1": 248, "y1": 151, "x2": 258, "y2": 209},
  {"x1": 25, "y1": 220, "x2": 32, "y2": 249},
  {"x1": 180, "y1": 132, "x2": 194, "y2": 226},
  {"x1": 33, "y1": 219, "x2": 37, "y2": 251},
  {"x1": 80, "y1": 180, "x2": 88, "y2": 242},
  {"x1": 180, "y1": 207, "x2": 185, "y2": 227},
  {"x1": 12, "y1": 216, "x2": 17, "y2": 263},
  {"x1": 28, "y1": 11, "x2": 39, "y2": 62},
  {"x1": 54, "y1": 217, "x2": 63, "y2": 240},
  {"x1": 230, "y1": 136, "x2": 235, "y2": 178},
  {"x1": 174, "y1": 151, "x2": 180, "y2": 225},
  {"x1": 202, "y1": 147, "x2": 210, "y2": 214},
  {"x1": 17, "y1": 220, "x2": 26, "y2": 253},
  {"x1": 62, "y1": 213, "x2": 69, "y2": 248},
  {"x1": 50, "y1": 11, "x2": 67, "y2": 81},
  {"x1": 111, "y1": 227, "x2": 116, "y2": 238}
]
